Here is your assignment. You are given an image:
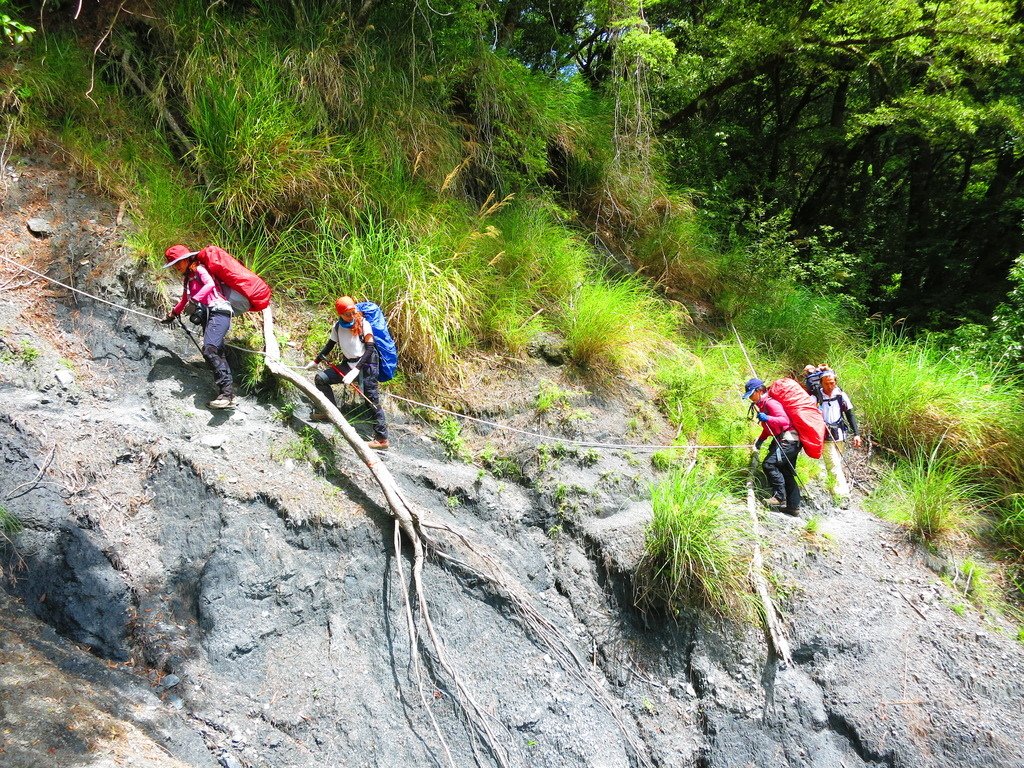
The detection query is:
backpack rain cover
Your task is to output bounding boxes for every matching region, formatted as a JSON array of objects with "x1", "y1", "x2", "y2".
[
  {"x1": 768, "y1": 378, "x2": 826, "y2": 459},
  {"x1": 195, "y1": 246, "x2": 272, "y2": 312},
  {"x1": 357, "y1": 301, "x2": 398, "y2": 382}
]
